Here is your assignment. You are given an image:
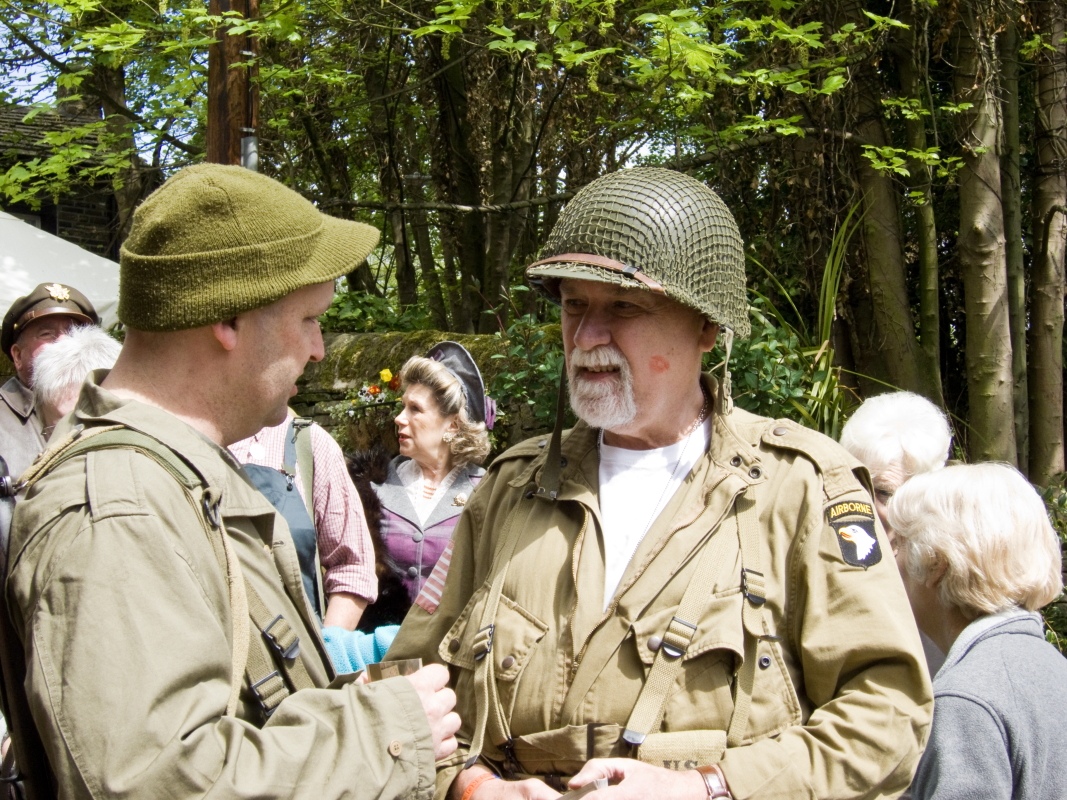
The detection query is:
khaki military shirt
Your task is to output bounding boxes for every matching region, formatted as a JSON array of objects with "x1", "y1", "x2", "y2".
[
  {"x1": 389, "y1": 378, "x2": 932, "y2": 799},
  {"x1": 0, "y1": 376, "x2": 45, "y2": 481},
  {"x1": 7, "y1": 373, "x2": 436, "y2": 800}
]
